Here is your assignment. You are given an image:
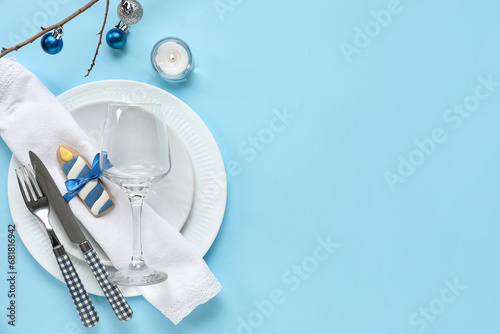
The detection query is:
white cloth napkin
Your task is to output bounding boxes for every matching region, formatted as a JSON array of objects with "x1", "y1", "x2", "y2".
[{"x1": 0, "y1": 58, "x2": 221, "y2": 324}]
